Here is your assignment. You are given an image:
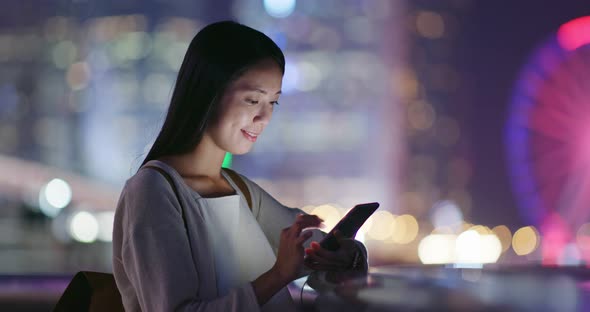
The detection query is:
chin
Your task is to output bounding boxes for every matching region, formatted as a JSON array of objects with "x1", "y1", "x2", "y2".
[
  {"x1": 231, "y1": 150, "x2": 250, "y2": 156},
  {"x1": 228, "y1": 145, "x2": 253, "y2": 155}
]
